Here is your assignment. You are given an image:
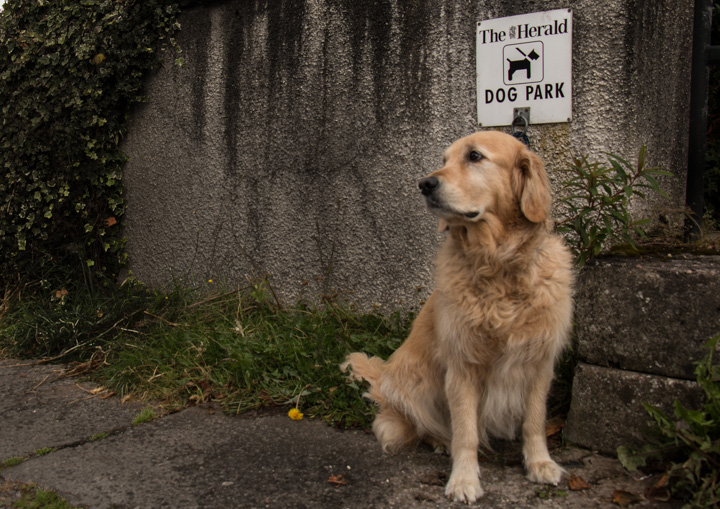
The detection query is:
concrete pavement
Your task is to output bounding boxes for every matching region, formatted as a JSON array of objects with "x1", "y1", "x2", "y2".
[{"x1": 0, "y1": 359, "x2": 670, "y2": 508}]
